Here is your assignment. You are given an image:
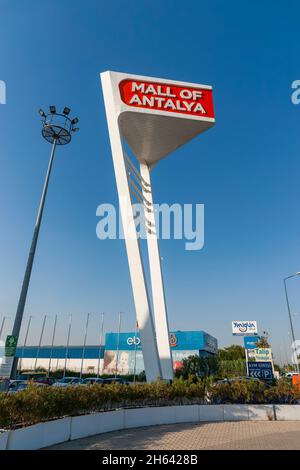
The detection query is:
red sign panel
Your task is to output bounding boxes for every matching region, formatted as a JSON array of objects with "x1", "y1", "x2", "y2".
[{"x1": 119, "y1": 79, "x2": 214, "y2": 119}]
